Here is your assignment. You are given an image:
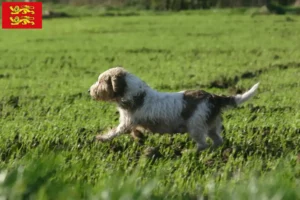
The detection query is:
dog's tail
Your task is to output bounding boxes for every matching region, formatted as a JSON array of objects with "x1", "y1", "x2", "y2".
[
  {"x1": 234, "y1": 82, "x2": 260, "y2": 105},
  {"x1": 212, "y1": 83, "x2": 260, "y2": 109}
]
